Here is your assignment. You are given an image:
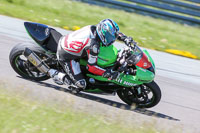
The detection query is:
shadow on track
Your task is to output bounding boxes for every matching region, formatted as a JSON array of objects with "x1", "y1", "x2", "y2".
[
  {"x1": 37, "y1": 81, "x2": 180, "y2": 121},
  {"x1": 17, "y1": 76, "x2": 179, "y2": 121}
]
